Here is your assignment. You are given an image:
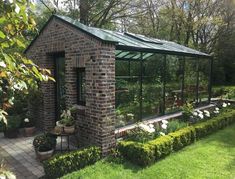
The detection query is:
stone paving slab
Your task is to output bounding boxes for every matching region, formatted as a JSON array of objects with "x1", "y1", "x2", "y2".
[{"x1": 0, "y1": 131, "x2": 78, "y2": 178}]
